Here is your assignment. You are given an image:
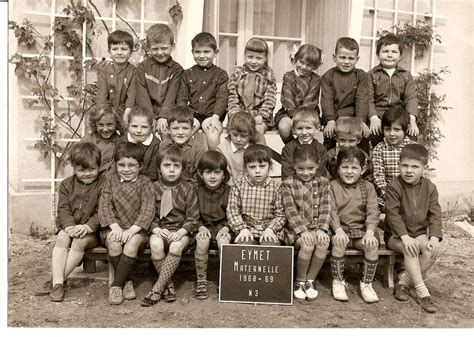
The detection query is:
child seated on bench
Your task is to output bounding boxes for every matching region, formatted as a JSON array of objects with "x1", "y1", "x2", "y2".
[
  {"x1": 98, "y1": 142, "x2": 156, "y2": 305},
  {"x1": 330, "y1": 147, "x2": 381, "y2": 303}
]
